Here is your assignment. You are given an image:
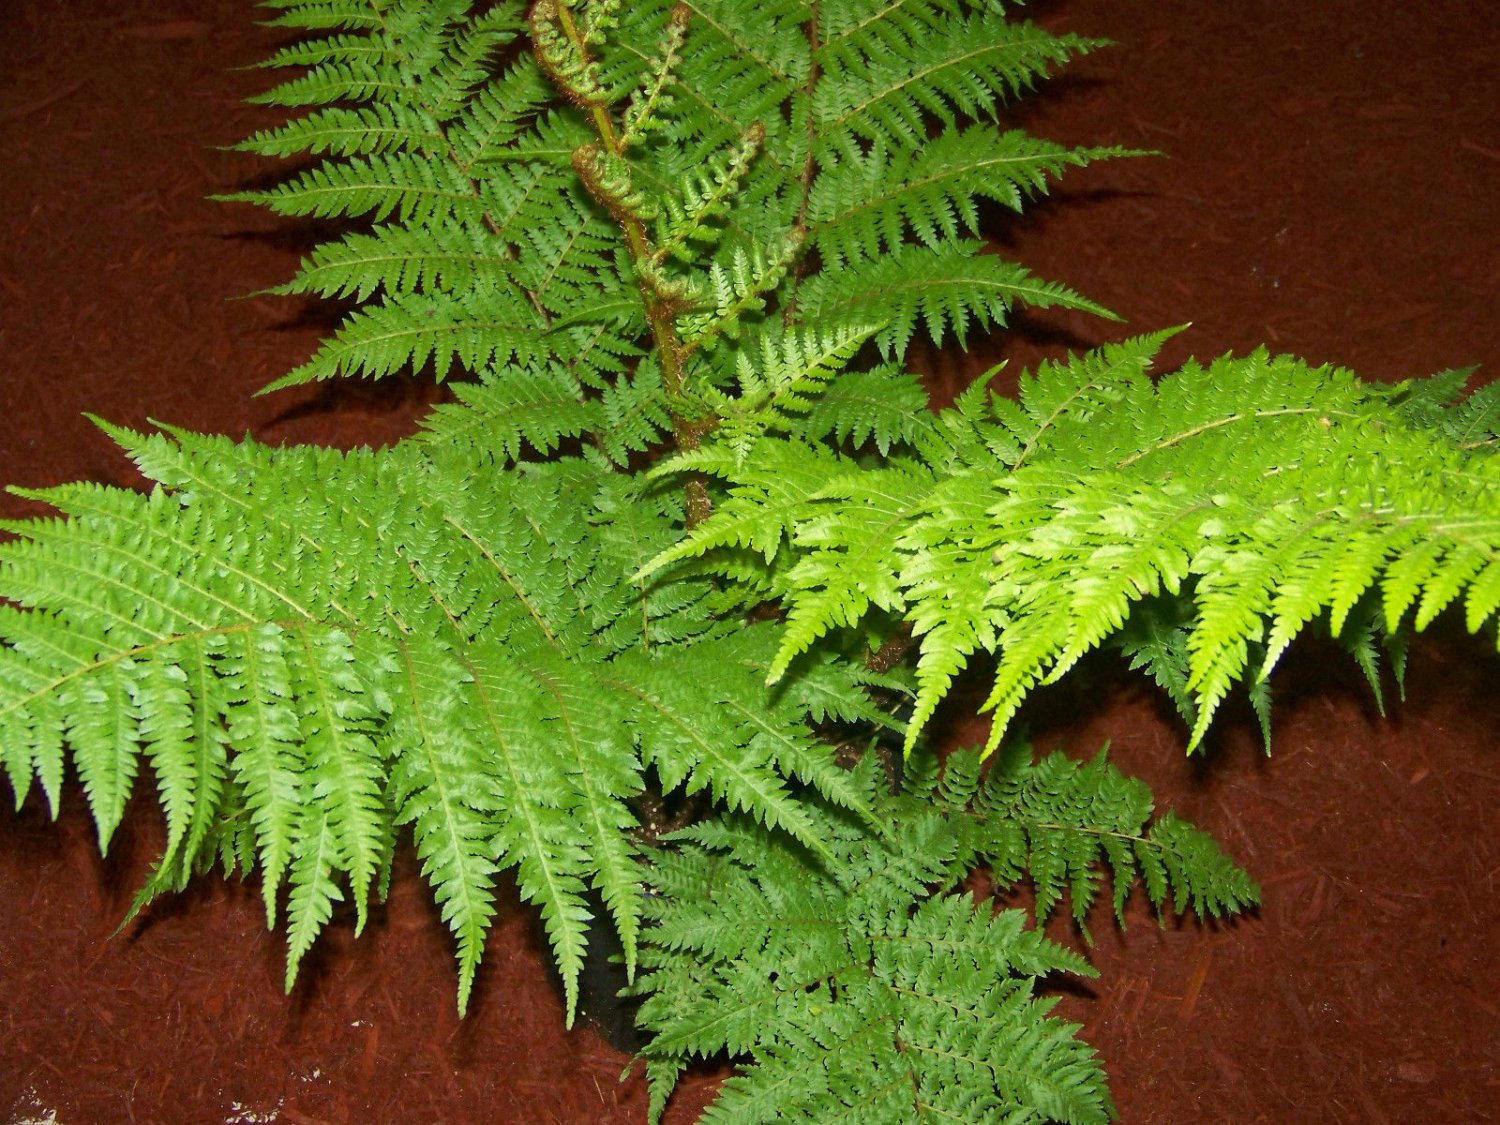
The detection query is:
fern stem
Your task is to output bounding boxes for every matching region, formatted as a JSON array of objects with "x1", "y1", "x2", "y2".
[
  {"x1": 547, "y1": 0, "x2": 710, "y2": 524},
  {"x1": 1113, "y1": 406, "x2": 1363, "y2": 468},
  {"x1": 782, "y1": 0, "x2": 821, "y2": 326}
]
